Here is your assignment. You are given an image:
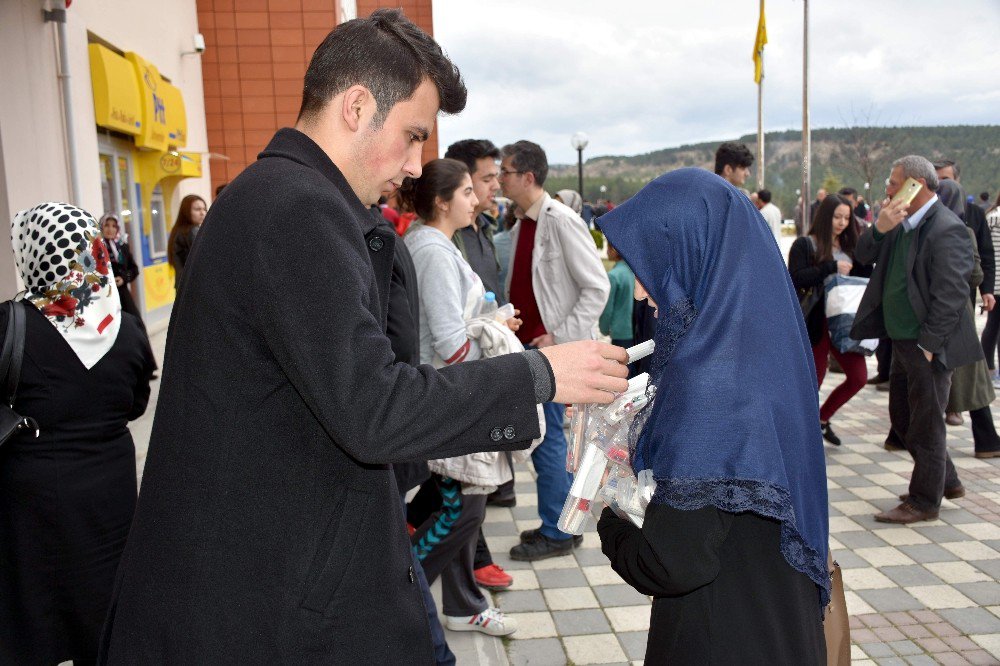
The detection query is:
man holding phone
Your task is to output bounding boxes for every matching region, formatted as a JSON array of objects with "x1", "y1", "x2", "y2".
[{"x1": 852, "y1": 155, "x2": 982, "y2": 524}]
